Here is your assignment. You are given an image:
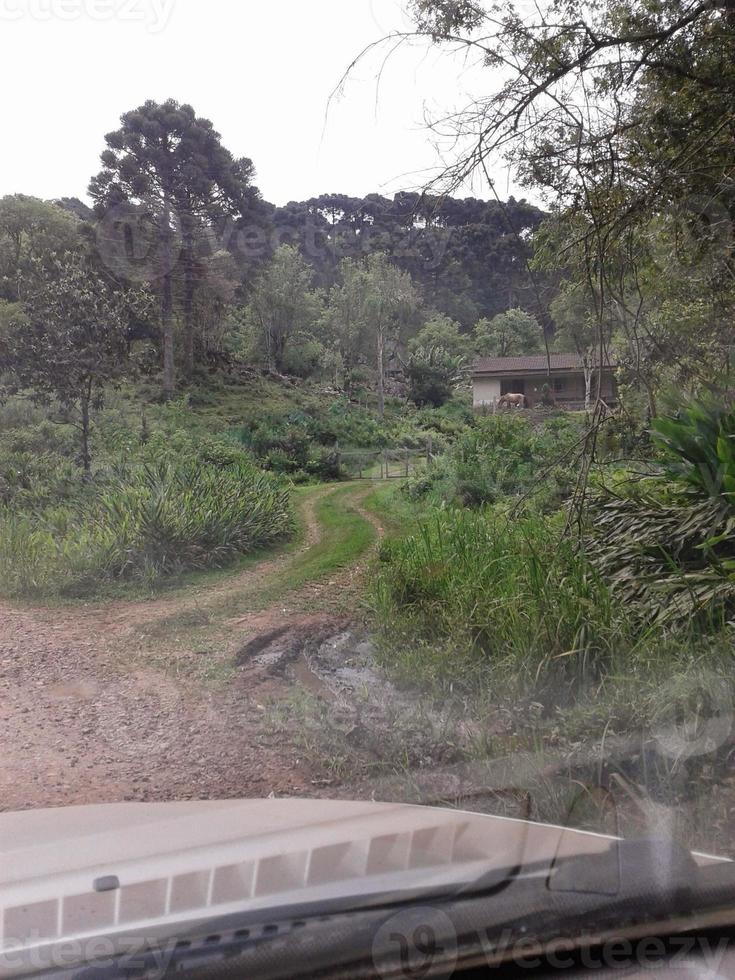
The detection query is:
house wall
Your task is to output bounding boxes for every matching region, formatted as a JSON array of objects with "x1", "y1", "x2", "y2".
[
  {"x1": 473, "y1": 370, "x2": 617, "y2": 408},
  {"x1": 526, "y1": 374, "x2": 585, "y2": 405},
  {"x1": 532, "y1": 371, "x2": 616, "y2": 406},
  {"x1": 473, "y1": 377, "x2": 502, "y2": 407}
]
